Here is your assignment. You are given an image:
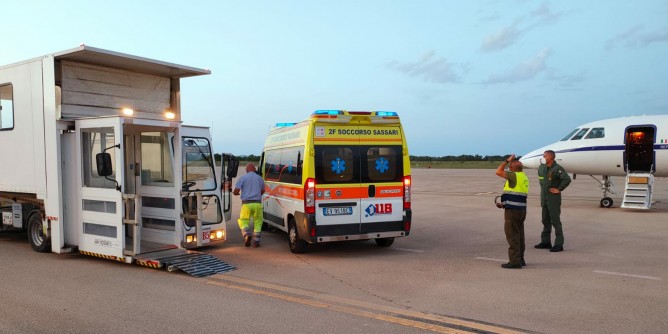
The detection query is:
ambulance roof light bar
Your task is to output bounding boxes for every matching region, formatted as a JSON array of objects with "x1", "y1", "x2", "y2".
[
  {"x1": 311, "y1": 110, "x2": 400, "y2": 123},
  {"x1": 275, "y1": 122, "x2": 297, "y2": 127},
  {"x1": 313, "y1": 110, "x2": 343, "y2": 115}
]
